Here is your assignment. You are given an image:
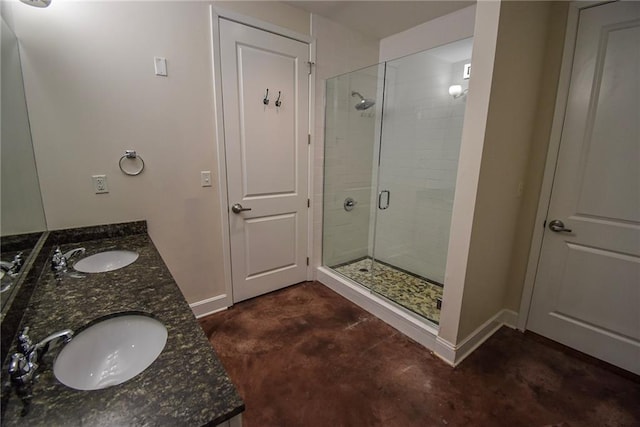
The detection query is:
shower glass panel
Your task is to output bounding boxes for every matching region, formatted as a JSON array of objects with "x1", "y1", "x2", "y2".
[
  {"x1": 323, "y1": 38, "x2": 471, "y2": 326},
  {"x1": 370, "y1": 40, "x2": 471, "y2": 324},
  {"x1": 323, "y1": 63, "x2": 382, "y2": 286}
]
